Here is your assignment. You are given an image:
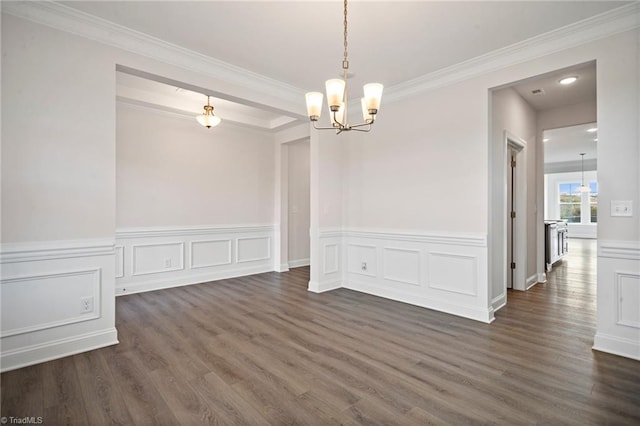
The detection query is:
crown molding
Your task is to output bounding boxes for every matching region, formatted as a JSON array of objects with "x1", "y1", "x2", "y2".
[
  {"x1": 1, "y1": 1, "x2": 306, "y2": 107},
  {"x1": 3, "y1": 2, "x2": 638, "y2": 107},
  {"x1": 385, "y1": 3, "x2": 640, "y2": 103}
]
